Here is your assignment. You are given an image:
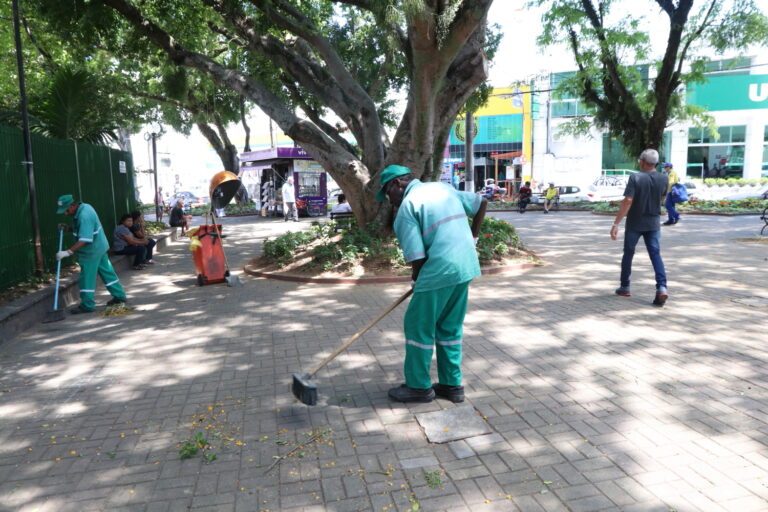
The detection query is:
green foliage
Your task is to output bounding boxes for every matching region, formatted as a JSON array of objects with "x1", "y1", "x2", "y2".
[
  {"x1": 475, "y1": 217, "x2": 522, "y2": 263},
  {"x1": 425, "y1": 469, "x2": 443, "y2": 489},
  {"x1": 700, "y1": 177, "x2": 768, "y2": 187},
  {"x1": 179, "y1": 432, "x2": 209, "y2": 460},
  {"x1": 262, "y1": 229, "x2": 317, "y2": 268}
]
